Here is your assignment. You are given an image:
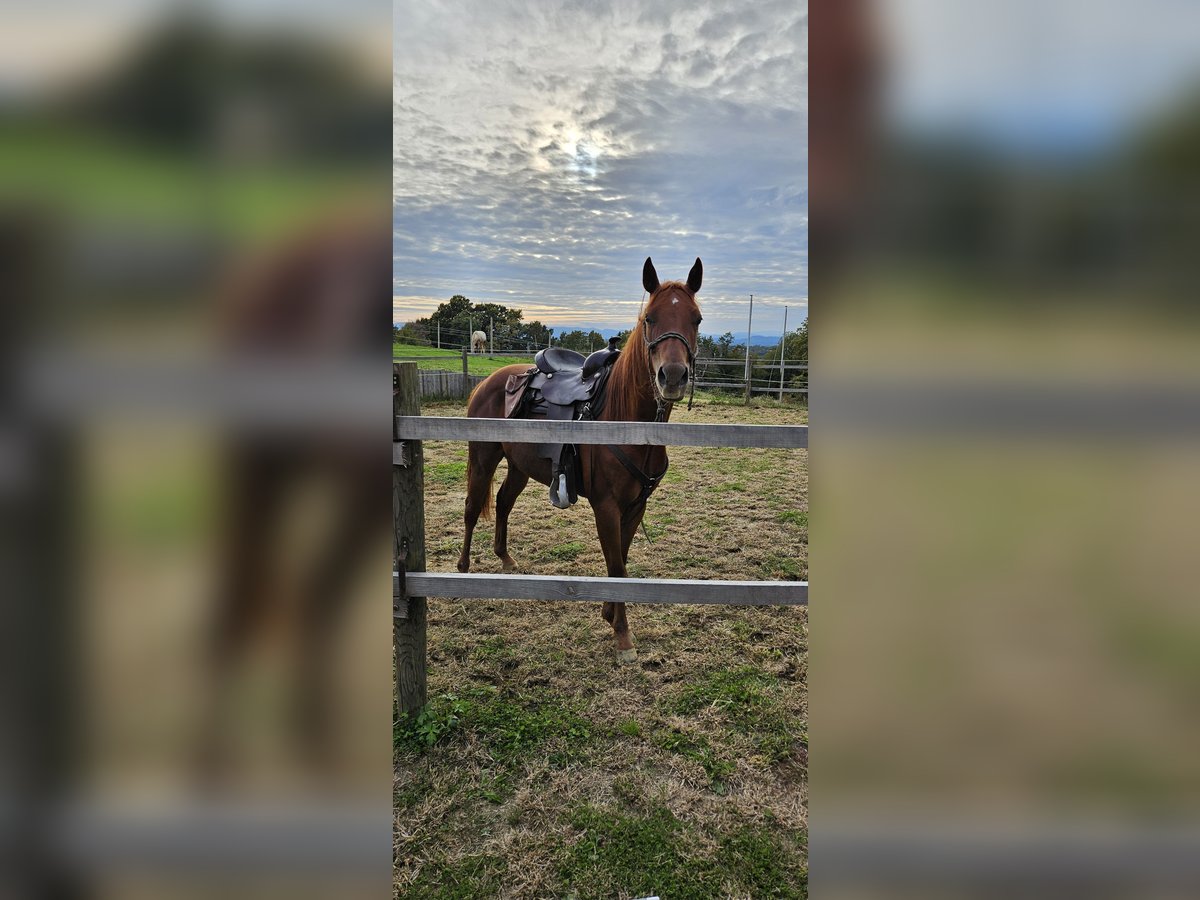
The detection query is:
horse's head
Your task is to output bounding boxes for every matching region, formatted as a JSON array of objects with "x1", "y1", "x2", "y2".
[{"x1": 640, "y1": 256, "x2": 703, "y2": 402}]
